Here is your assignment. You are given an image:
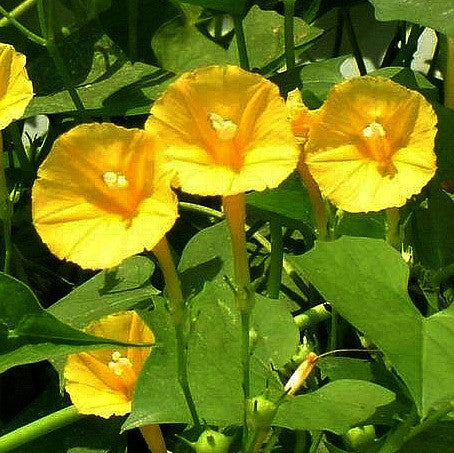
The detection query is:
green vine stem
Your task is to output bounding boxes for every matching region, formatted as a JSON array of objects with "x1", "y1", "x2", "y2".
[
  {"x1": 0, "y1": 0, "x2": 36, "y2": 28},
  {"x1": 178, "y1": 201, "x2": 299, "y2": 281},
  {"x1": 36, "y1": 0, "x2": 86, "y2": 116},
  {"x1": 294, "y1": 303, "x2": 331, "y2": 330},
  {"x1": 283, "y1": 0, "x2": 296, "y2": 71},
  {"x1": 222, "y1": 193, "x2": 254, "y2": 449},
  {"x1": 0, "y1": 4, "x2": 45, "y2": 46},
  {"x1": 233, "y1": 14, "x2": 250, "y2": 70},
  {"x1": 0, "y1": 133, "x2": 13, "y2": 274},
  {"x1": 385, "y1": 207, "x2": 401, "y2": 250},
  {"x1": 342, "y1": 6, "x2": 367, "y2": 76},
  {"x1": 0, "y1": 406, "x2": 82, "y2": 451},
  {"x1": 267, "y1": 220, "x2": 284, "y2": 299},
  {"x1": 128, "y1": 0, "x2": 138, "y2": 62},
  {"x1": 152, "y1": 236, "x2": 201, "y2": 429},
  {"x1": 445, "y1": 36, "x2": 454, "y2": 109}
]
